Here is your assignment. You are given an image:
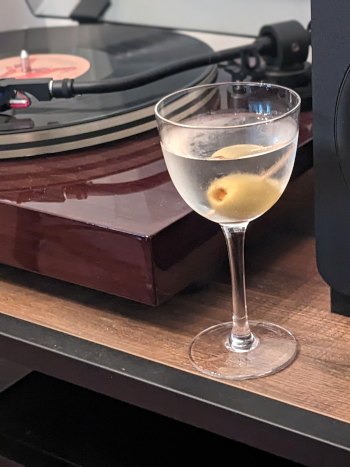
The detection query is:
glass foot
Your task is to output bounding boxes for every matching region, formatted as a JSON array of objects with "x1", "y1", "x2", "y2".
[{"x1": 189, "y1": 321, "x2": 297, "y2": 380}]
